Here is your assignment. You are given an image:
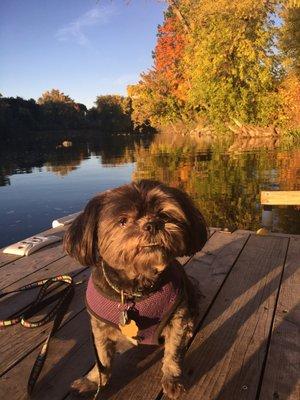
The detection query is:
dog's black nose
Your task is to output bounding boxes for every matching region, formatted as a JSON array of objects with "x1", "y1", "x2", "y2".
[{"x1": 143, "y1": 220, "x2": 160, "y2": 234}]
